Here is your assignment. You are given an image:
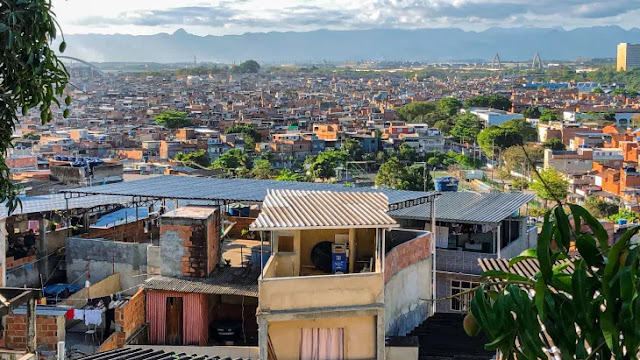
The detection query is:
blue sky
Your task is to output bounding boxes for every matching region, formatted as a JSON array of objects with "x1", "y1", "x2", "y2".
[{"x1": 53, "y1": 0, "x2": 640, "y2": 36}]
